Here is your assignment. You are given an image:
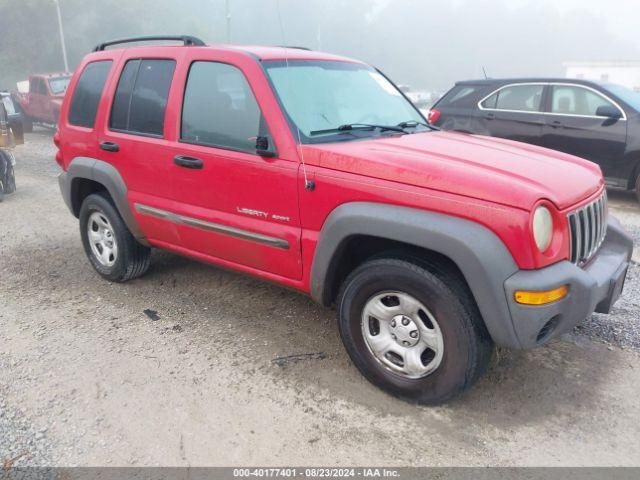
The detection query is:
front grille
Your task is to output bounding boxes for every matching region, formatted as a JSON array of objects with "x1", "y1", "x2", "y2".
[{"x1": 568, "y1": 191, "x2": 608, "y2": 266}]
